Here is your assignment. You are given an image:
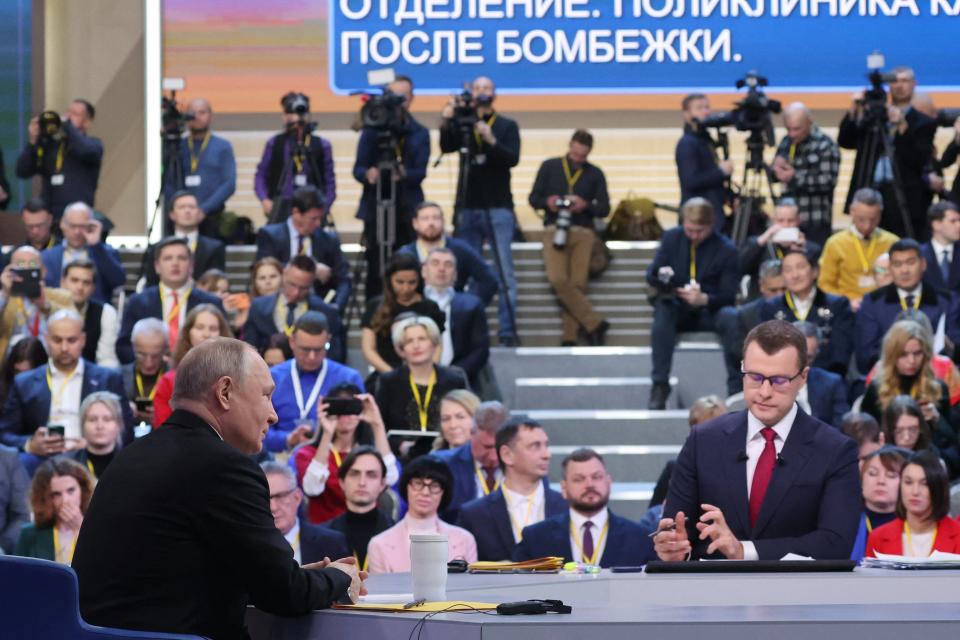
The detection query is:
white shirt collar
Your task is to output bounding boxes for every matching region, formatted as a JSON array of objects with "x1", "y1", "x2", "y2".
[
  {"x1": 51, "y1": 359, "x2": 84, "y2": 379},
  {"x1": 931, "y1": 238, "x2": 953, "y2": 258},
  {"x1": 283, "y1": 520, "x2": 300, "y2": 546},
  {"x1": 897, "y1": 283, "x2": 922, "y2": 300},
  {"x1": 793, "y1": 288, "x2": 817, "y2": 305},
  {"x1": 424, "y1": 285, "x2": 453, "y2": 304},
  {"x1": 503, "y1": 480, "x2": 544, "y2": 506},
  {"x1": 176, "y1": 229, "x2": 199, "y2": 246},
  {"x1": 160, "y1": 281, "x2": 192, "y2": 297},
  {"x1": 569, "y1": 506, "x2": 608, "y2": 532},
  {"x1": 747, "y1": 402, "x2": 798, "y2": 444},
  {"x1": 850, "y1": 226, "x2": 873, "y2": 241},
  {"x1": 286, "y1": 217, "x2": 299, "y2": 240}
]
